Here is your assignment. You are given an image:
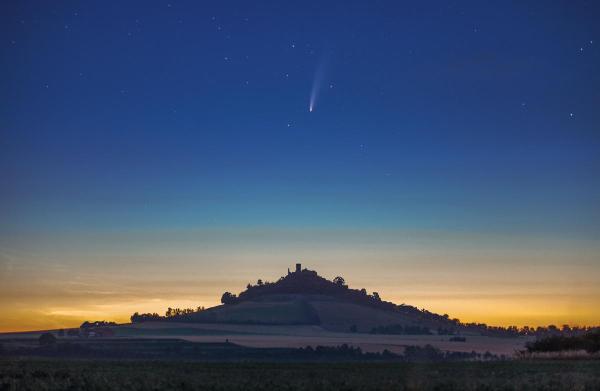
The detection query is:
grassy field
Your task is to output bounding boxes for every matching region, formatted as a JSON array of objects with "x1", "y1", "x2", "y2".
[{"x1": 1, "y1": 359, "x2": 599, "y2": 390}]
